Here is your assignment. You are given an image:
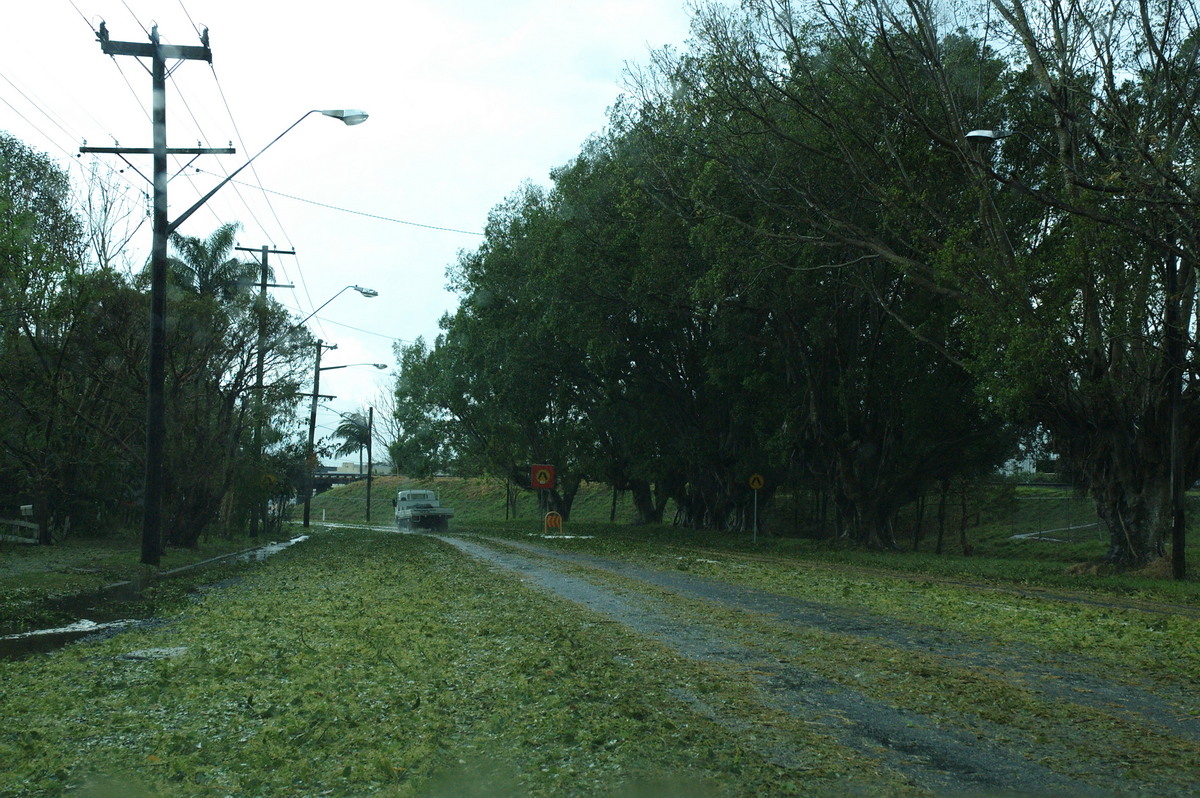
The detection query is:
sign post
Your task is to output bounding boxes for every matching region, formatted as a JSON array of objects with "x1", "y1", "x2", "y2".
[
  {"x1": 749, "y1": 473, "x2": 764, "y2": 544},
  {"x1": 532, "y1": 464, "x2": 556, "y2": 522}
]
